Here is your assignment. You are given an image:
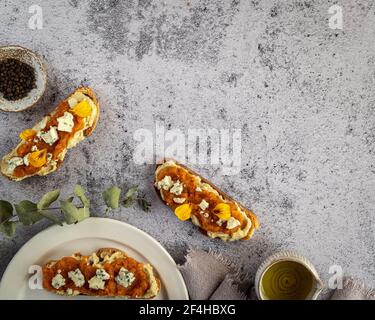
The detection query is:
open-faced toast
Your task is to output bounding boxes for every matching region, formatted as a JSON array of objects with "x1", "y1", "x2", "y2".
[
  {"x1": 42, "y1": 248, "x2": 161, "y2": 298},
  {"x1": 155, "y1": 160, "x2": 259, "y2": 241},
  {"x1": 0, "y1": 87, "x2": 99, "y2": 181}
]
